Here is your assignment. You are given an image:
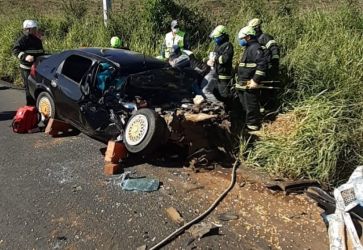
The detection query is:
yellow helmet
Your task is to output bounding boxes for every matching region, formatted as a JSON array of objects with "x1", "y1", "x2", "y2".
[
  {"x1": 248, "y1": 18, "x2": 262, "y2": 28},
  {"x1": 238, "y1": 26, "x2": 256, "y2": 39},
  {"x1": 209, "y1": 25, "x2": 228, "y2": 38},
  {"x1": 110, "y1": 36, "x2": 122, "y2": 48}
]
